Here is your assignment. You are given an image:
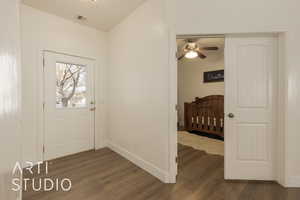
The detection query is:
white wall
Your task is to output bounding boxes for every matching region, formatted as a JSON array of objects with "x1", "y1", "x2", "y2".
[
  {"x1": 175, "y1": 0, "x2": 300, "y2": 187},
  {"x1": 21, "y1": 5, "x2": 108, "y2": 164},
  {"x1": 0, "y1": 0, "x2": 22, "y2": 199},
  {"x1": 178, "y1": 56, "x2": 224, "y2": 126},
  {"x1": 108, "y1": 0, "x2": 170, "y2": 181}
]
